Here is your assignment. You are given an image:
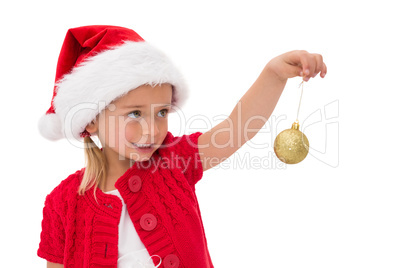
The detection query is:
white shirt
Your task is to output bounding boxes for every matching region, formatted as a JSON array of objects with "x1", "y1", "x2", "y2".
[{"x1": 105, "y1": 189, "x2": 160, "y2": 268}]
